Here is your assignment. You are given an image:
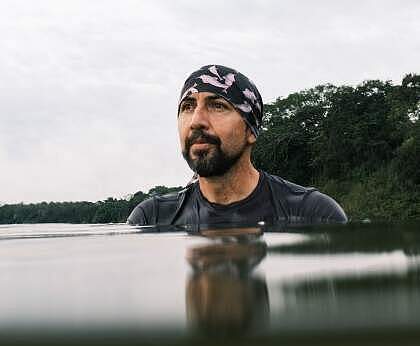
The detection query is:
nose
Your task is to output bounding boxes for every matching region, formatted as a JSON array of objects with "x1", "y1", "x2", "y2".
[{"x1": 190, "y1": 104, "x2": 210, "y2": 130}]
